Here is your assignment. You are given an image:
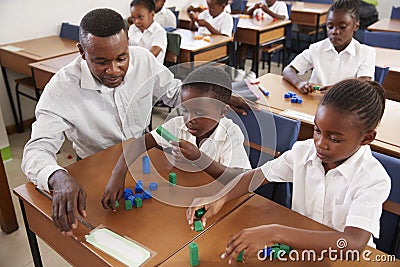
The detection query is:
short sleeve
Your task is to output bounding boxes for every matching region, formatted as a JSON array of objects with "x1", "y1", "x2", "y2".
[
  {"x1": 289, "y1": 48, "x2": 314, "y2": 75},
  {"x1": 260, "y1": 149, "x2": 294, "y2": 183},
  {"x1": 219, "y1": 13, "x2": 234, "y2": 36},
  {"x1": 357, "y1": 45, "x2": 376, "y2": 79},
  {"x1": 151, "y1": 25, "x2": 167, "y2": 53}
]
